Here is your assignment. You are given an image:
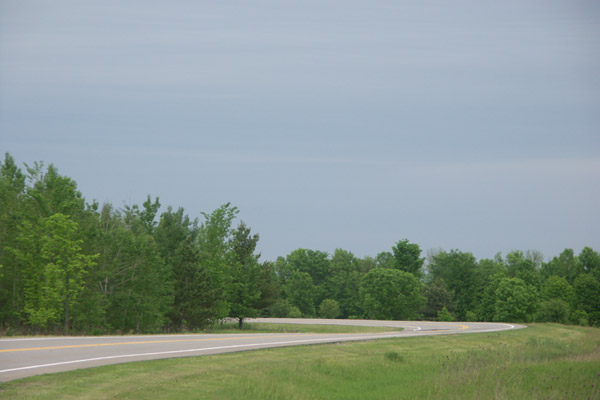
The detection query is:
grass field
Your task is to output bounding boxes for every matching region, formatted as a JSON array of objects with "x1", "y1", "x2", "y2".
[
  {"x1": 205, "y1": 321, "x2": 402, "y2": 334},
  {"x1": 1, "y1": 323, "x2": 598, "y2": 399}
]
